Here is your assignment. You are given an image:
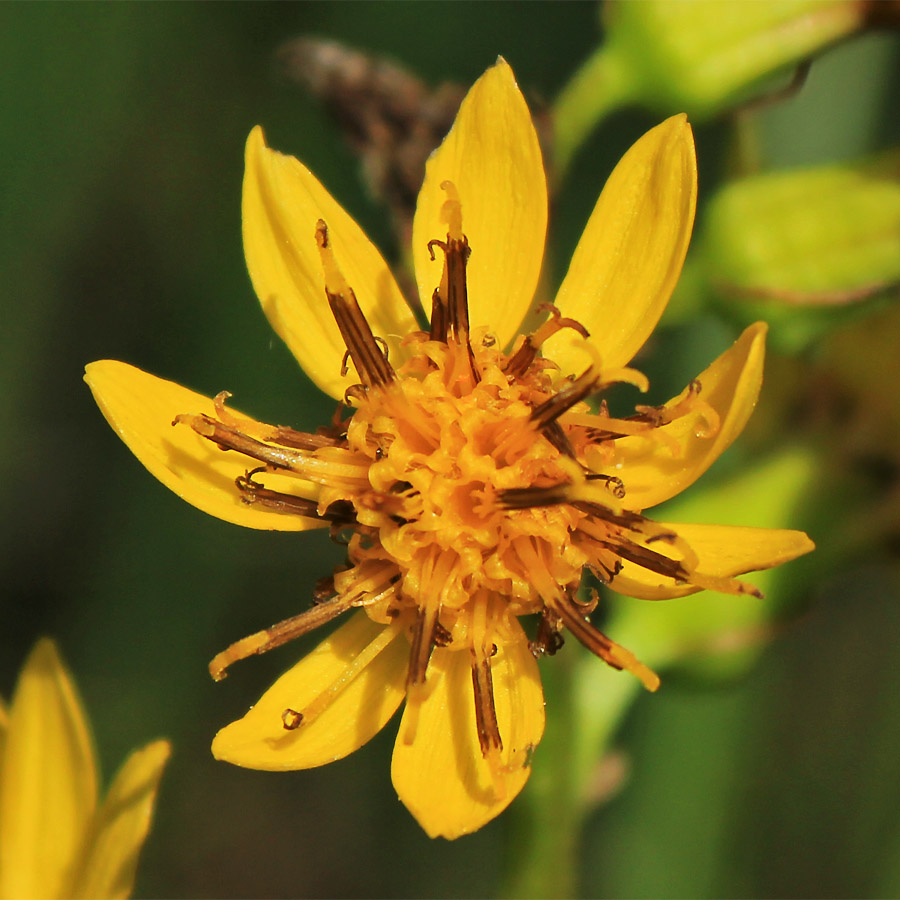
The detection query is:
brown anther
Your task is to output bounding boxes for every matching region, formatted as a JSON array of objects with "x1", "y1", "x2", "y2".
[
  {"x1": 177, "y1": 414, "x2": 306, "y2": 471},
  {"x1": 235, "y1": 469, "x2": 317, "y2": 517},
  {"x1": 316, "y1": 220, "x2": 395, "y2": 389},
  {"x1": 209, "y1": 592, "x2": 356, "y2": 681},
  {"x1": 542, "y1": 420, "x2": 577, "y2": 459},
  {"x1": 607, "y1": 527, "x2": 758, "y2": 597},
  {"x1": 553, "y1": 597, "x2": 620, "y2": 671},
  {"x1": 573, "y1": 501, "x2": 644, "y2": 531},
  {"x1": 427, "y1": 240, "x2": 449, "y2": 343},
  {"x1": 426, "y1": 200, "x2": 479, "y2": 382},
  {"x1": 498, "y1": 483, "x2": 570, "y2": 510},
  {"x1": 504, "y1": 335, "x2": 539, "y2": 379},
  {"x1": 443, "y1": 233, "x2": 471, "y2": 344},
  {"x1": 236, "y1": 469, "x2": 357, "y2": 526},
  {"x1": 440, "y1": 234, "x2": 473, "y2": 347},
  {"x1": 429, "y1": 286, "x2": 448, "y2": 343},
  {"x1": 282, "y1": 708, "x2": 304, "y2": 730},
  {"x1": 470, "y1": 654, "x2": 503, "y2": 756},
  {"x1": 267, "y1": 425, "x2": 342, "y2": 451},
  {"x1": 549, "y1": 592, "x2": 659, "y2": 691},
  {"x1": 530, "y1": 368, "x2": 598, "y2": 432},
  {"x1": 407, "y1": 604, "x2": 441, "y2": 687},
  {"x1": 608, "y1": 539, "x2": 690, "y2": 584}
]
